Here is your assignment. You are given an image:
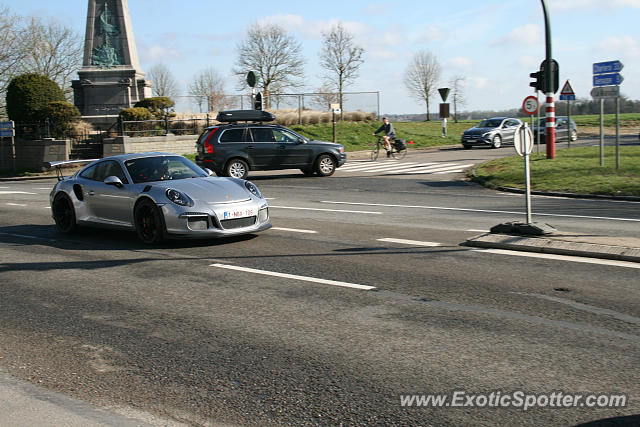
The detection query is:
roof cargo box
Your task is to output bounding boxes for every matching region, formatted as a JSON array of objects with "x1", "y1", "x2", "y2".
[{"x1": 216, "y1": 110, "x2": 276, "y2": 123}]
